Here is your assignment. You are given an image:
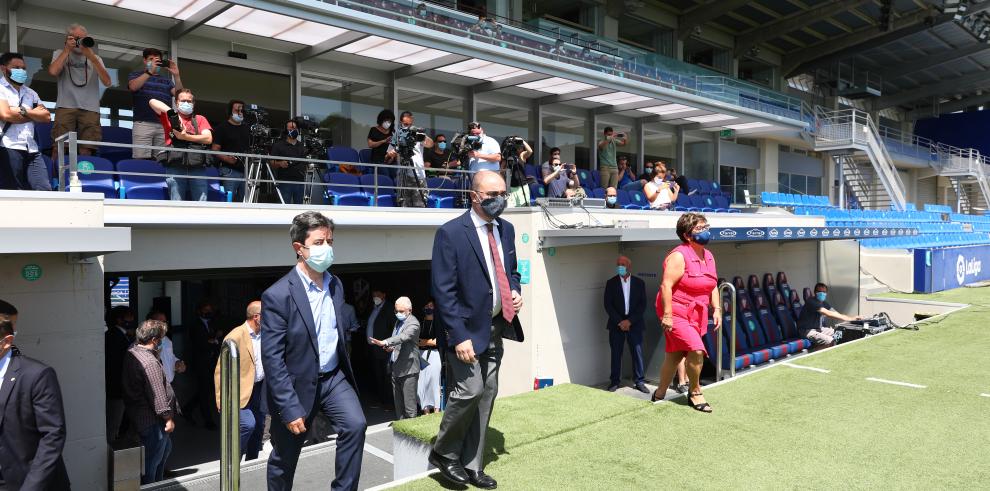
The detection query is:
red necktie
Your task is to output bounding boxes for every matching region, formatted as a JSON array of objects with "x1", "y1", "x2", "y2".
[{"x1": 486, "y1": 223, "x2": 515, "y2": 323}]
